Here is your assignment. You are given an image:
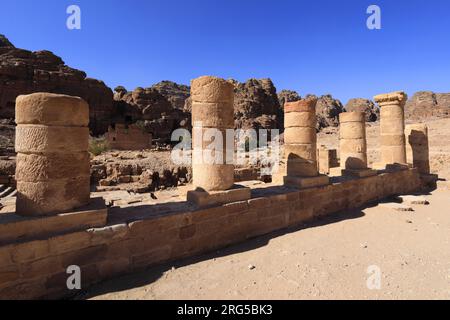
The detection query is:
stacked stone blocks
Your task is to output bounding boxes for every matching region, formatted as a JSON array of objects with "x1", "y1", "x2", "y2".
[
  {"x1": 283, "y1": 97, "x2": 329, "y2": 188},
  {"x1": 187, "y1": 76, "x2": 250, "y2": 206},
  {"x1": 374, "y1": 91, "x2": 408, "y2": 166},
  {"x1": 339, "y1": 112, "x2": 377, "y2": 177},
  {"x1": 15, "y1": 93, "x2": 91, "y2": 216}
]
